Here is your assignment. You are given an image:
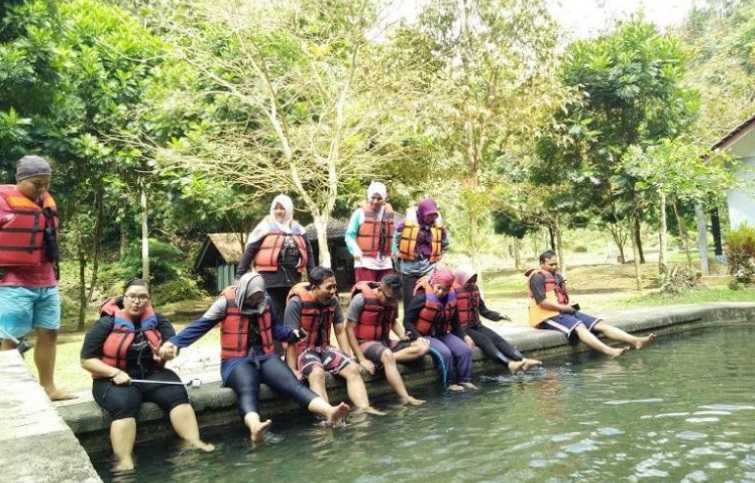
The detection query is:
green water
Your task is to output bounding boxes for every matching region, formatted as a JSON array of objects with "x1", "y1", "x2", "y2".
[{"x1": 96, "y1": 326, "x2": 755, "y2": 482}]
